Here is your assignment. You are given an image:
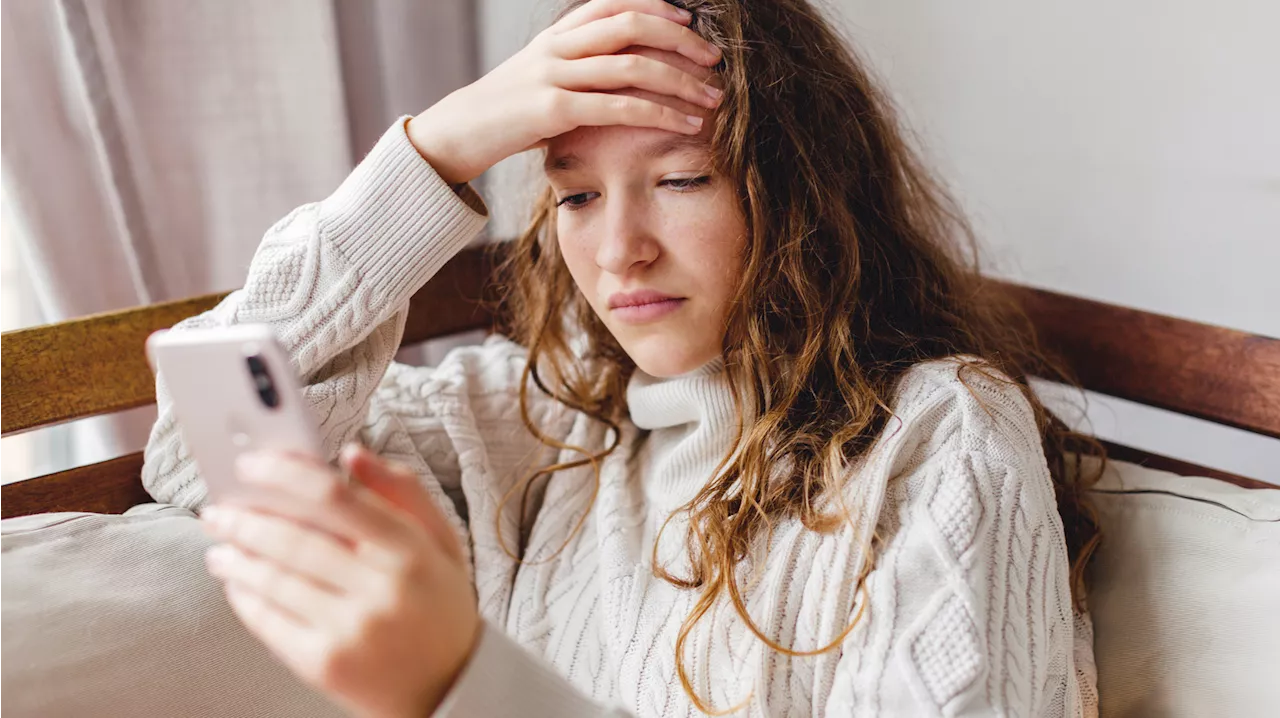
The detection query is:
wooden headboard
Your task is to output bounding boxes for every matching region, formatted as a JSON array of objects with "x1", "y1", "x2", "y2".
[
  {"x1": 3, "y1": 246, "x2": 1277, "y2": 518},
  {"x1": 998, "y1": 283, "x2": 1278, "y2": 489}
]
